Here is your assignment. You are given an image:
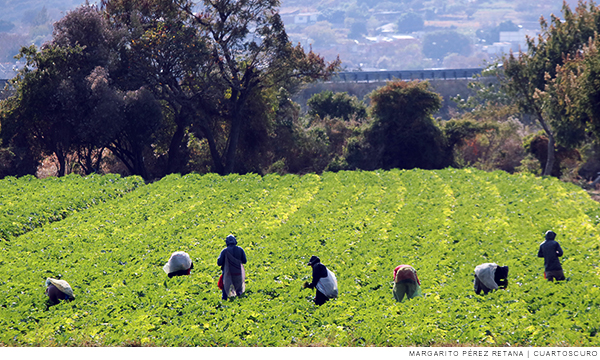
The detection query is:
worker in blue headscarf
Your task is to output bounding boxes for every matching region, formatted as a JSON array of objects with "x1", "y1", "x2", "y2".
[{"x1": 217, "y1": 234, "x2": 247, "y2": 299}]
